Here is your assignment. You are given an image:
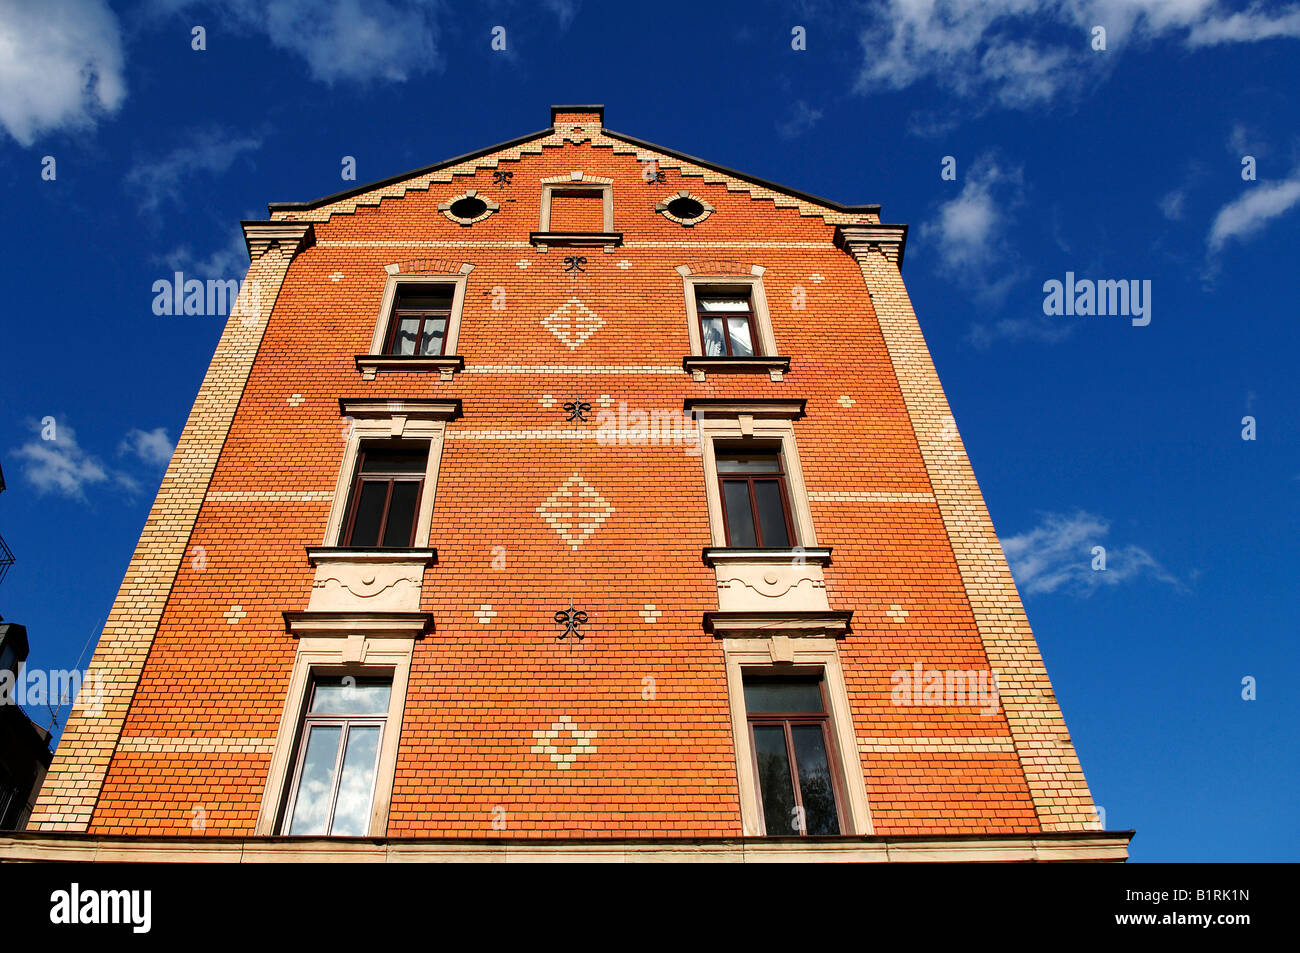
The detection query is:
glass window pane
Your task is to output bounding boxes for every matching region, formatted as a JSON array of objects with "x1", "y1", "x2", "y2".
[
  {"x1": 743, "y1": 677, "x2": 825, "y2": 714},
  {"x1": 753, "y1": 480, "x2": 791, "y2": 547},
  {"x1": 721, "y1": 480, "x2": 757, "y2": 547},
  {"x1": 346, "y1": 481, "x2": 388, "y2": 547},
  {"x1": 419, "y1": 318, "x2": 447, "y2": 356},
  {"x1": 699, "y1": 295, "x2": 751, "y2": 312},
  {"x1": 310, "y1": 678, "x2": 392, "y2": 715},
  {"x1": 391, "y1": 317, "x2": 420, "y2": 355},
  {"x1": 287, "y1": 725, "x2": 342, "y2": 835},
  {"x1": 715, "y1": 451, "x2": 781, "y2": 474},
  {"x1": 701, "y1": 317, "x2": 725, "y2": 356},
  {"x1": 360, "y1": 448, "x2": 427, "y2": 474},
  {"x1": 753, "y1": 725, "x2": 798, "y2": 835},
  {"x1": 395, "y1": 287, "x2": 453, "y2": 310},
  {"x1": 381, "y1": 481, "x2": 420, "y2": 547},
  {"x1": 329, "y1": 725, "x2": 381, "y2": 836},
  {"x1": 727, "y1": 318, "x2": 755, "y2": 356},
  {"x1": 792, "y1": 725, "x2": 840, "y2": 835}
]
